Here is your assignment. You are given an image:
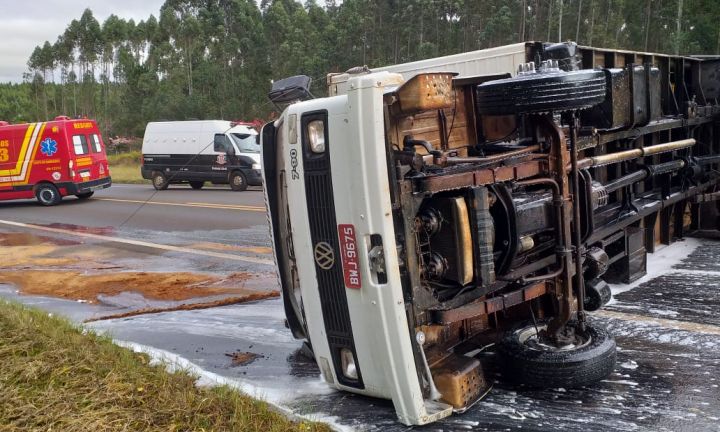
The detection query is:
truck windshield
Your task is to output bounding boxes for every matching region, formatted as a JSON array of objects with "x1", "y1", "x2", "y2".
[{"x1": 229, "y1": 133, "x2": 260, "y2": 154}]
